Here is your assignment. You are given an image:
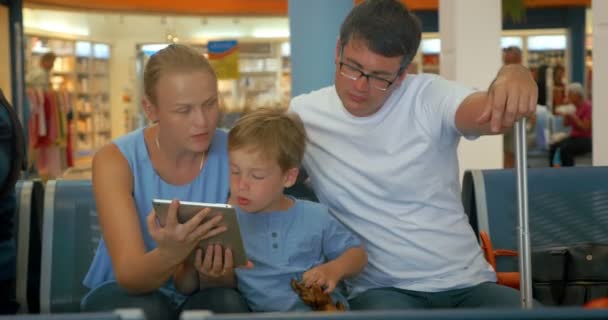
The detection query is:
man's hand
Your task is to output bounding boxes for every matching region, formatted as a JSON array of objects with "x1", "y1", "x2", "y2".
[{"x1": 477, "y1": 64, "x2": 538, "y2": 133}]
